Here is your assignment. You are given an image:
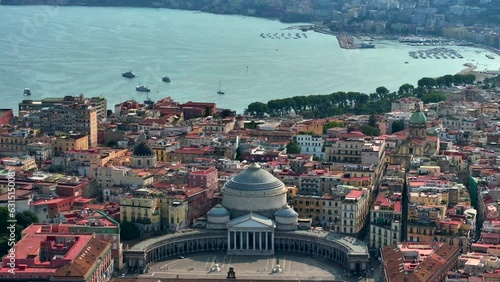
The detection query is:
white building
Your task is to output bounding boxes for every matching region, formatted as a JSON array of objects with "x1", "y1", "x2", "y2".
[
  {"x1": 391, "y1": 98, "x2": 423, "y2": 112},
  {"x1": 295, "y1": 134, "x2": 324, "y2": 159}
]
